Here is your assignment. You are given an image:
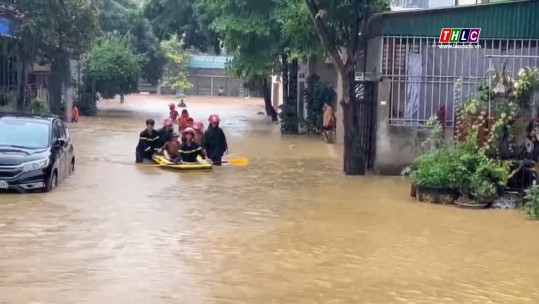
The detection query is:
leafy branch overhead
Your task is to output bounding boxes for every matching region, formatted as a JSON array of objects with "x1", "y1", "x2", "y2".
[
  {"x1": 303, "y1": 0, "x2": 389, "y2": 75},
  {"x1": 98, "y1": 0, "x2": 166, "y2": 85},
  {"x1": 16, "y1": 0, "x2": 100, "y2": 60},
  {"x1": 143, "y1": 0, "x2": 221, "y2": 54}
]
